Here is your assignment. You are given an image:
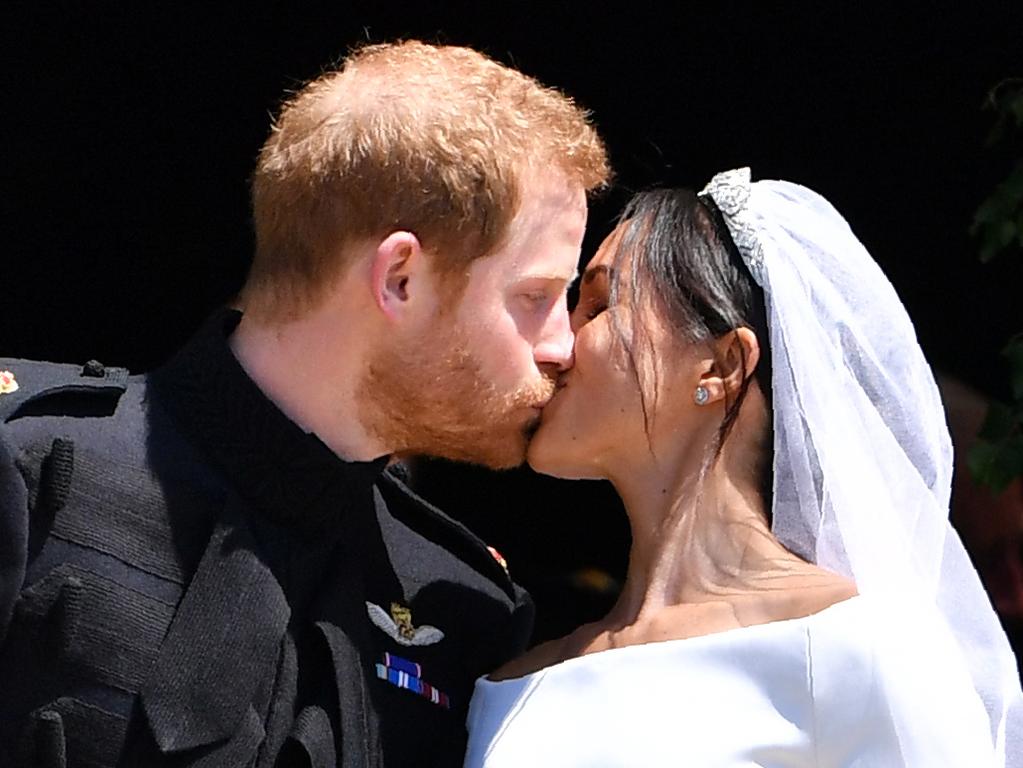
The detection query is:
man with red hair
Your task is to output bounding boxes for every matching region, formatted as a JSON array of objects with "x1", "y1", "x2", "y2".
[{"x1": 0, "y1": 40, "x2": 609, "y2": 767}]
